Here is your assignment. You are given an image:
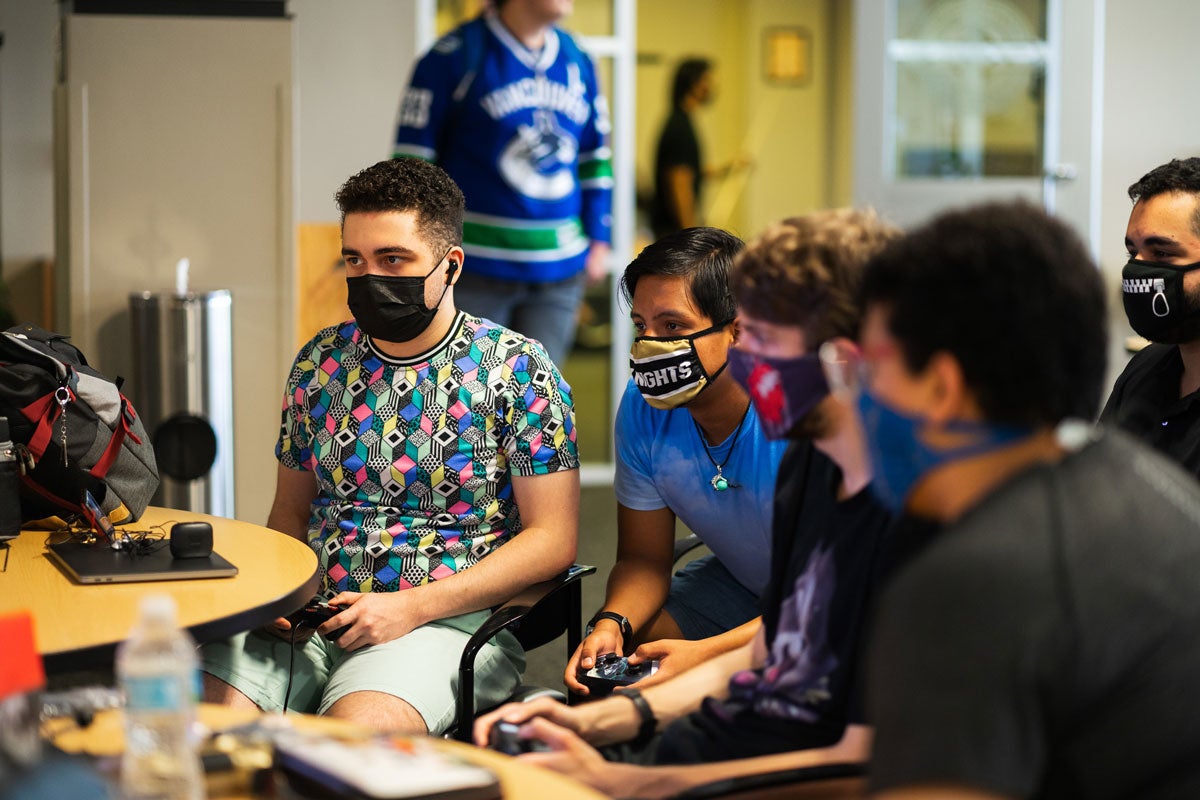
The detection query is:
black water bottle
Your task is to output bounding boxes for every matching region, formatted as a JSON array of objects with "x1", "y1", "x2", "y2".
[{"x1": 0, "y1": 417, "x2": 22, "y2": 540}]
